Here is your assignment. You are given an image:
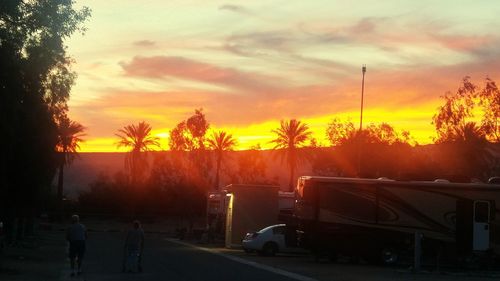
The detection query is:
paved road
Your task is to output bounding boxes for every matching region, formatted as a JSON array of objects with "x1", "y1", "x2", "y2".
[{"x1": 60, "y1": 232, "x2": 307, "y2": 281}]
